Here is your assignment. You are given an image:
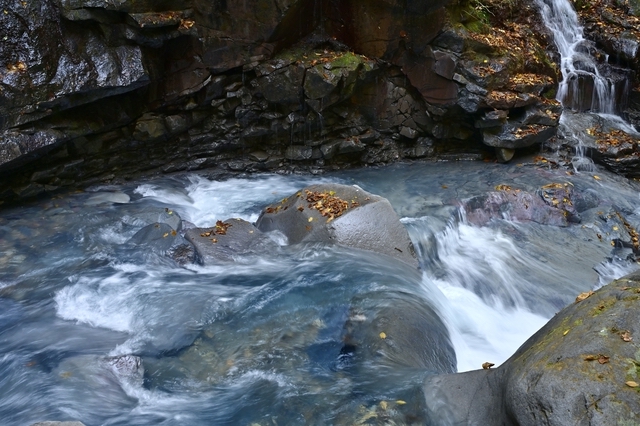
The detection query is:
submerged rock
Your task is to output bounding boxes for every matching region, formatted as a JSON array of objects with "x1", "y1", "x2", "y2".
[
  {"x1": 30, "y1": 422, "x2": 86, "y2": 426},
  {"x1": 127, "y1": 222, "x2": 178, "y2": 254},
  {"x1": 255, "y1": 183, "x2": 418, "y2": 268},
  {"x1": 342, "y1": 290, "x2": 457, "y2": 374},
  {"x1": 424, "y1": 271, "x2": 640, "y2": 425}
]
